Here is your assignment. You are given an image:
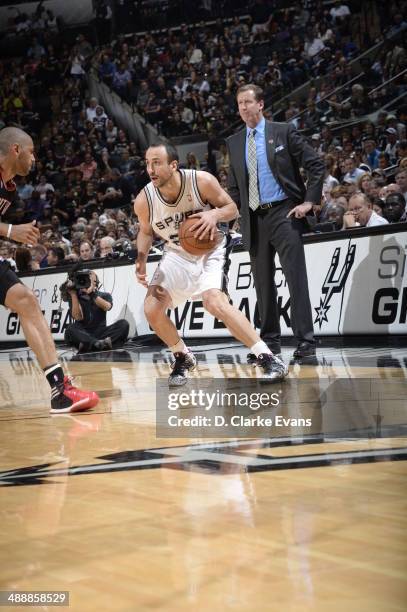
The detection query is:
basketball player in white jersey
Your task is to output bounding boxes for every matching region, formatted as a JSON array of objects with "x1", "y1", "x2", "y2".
[
  {"x1": 134, "y1": 142, "x2": 288, "y2": 386},
  {"x1": 0, "y1": 127, "x2": 98, "y2": 412}
]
